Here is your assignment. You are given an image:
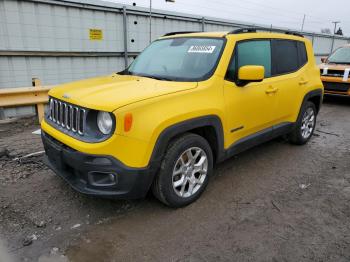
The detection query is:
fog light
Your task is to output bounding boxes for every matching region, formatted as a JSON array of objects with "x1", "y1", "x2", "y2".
[
  {"x1": 88, "y1": 171, "x2": 117, "y2": 187},
  {"x1": 90, "y1": 157, "x2": 112, "y2": 165}
]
